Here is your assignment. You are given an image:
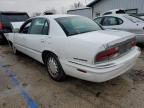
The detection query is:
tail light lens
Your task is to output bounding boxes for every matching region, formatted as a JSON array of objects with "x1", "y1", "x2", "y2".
[
  {"x1": 96, "y1": 37, "x2": 136, "y2": 63},
  {"x1": 96, "y1": 47, "x2": 119, "y2": 62},
  {"x1": 0, "y1": 22, "x2": 4, "y2": 30}
]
